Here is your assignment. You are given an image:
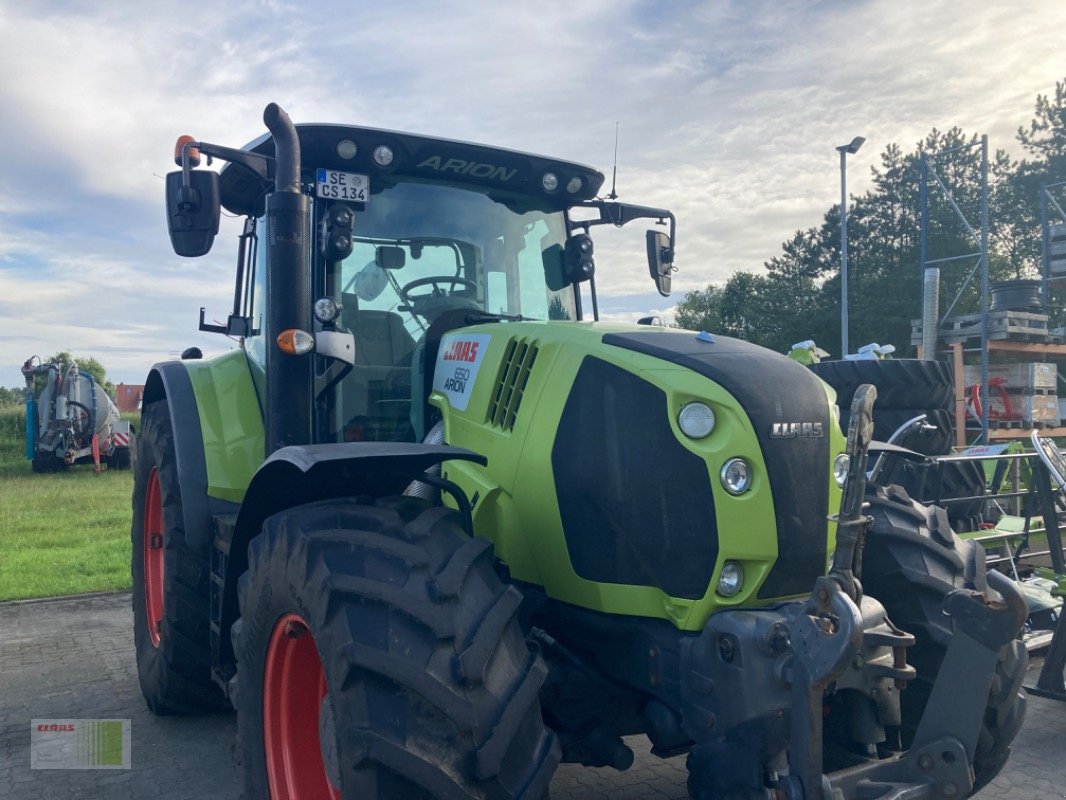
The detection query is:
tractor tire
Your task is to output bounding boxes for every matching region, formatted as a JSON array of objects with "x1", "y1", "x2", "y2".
[
  {"x1": 131, "y1": 402, "x2": 226, "y2": 714},
  {"x1": 889, "y1": 458, "x2": 987, "y2": 531},
  {"x1": 860, "y1": 484, "x2": 1027, "y2": 792},
  {"x1": 810, "y1": 359, "x2": 953, "y2": 411},
  {"x1": 235, "y1": 496, "x2": 560, "y2": 800},
  {"x1": 108, "y1": 445, "x2": 132, "y2": 470}
]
